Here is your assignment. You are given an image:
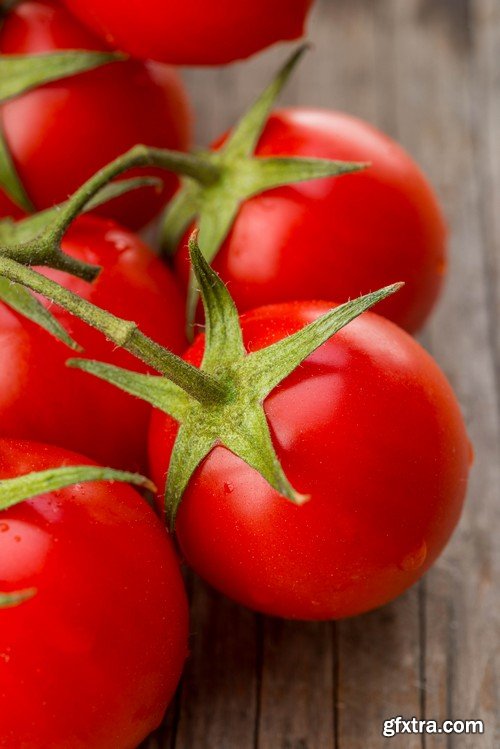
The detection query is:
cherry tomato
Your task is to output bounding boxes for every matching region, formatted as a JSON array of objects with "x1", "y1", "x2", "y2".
[
  {"x1": 149, "y1": 302, "x2": 470, "y2": 620},
  {"x1": 176, "y1": 109, "x2": 447, "y2": 333},
  {"x1": 60, "y1": 0, "x2": 314, "y2": 66},
  {"x1": 0, "y1": 438, "x2": 188, "y2": 749},
  {"x1": 0, "y1": 215, "x2": 186, "y2": 471},
  {"x1": 0, "y1": 0, "x2": 191, "y2": 229}
]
